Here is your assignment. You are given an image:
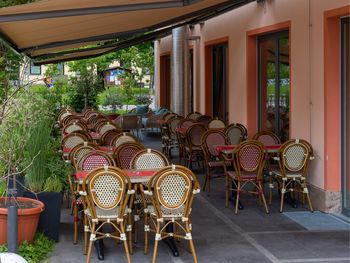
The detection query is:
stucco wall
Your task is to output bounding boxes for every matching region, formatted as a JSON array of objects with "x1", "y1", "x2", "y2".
[{"x1": 154, "y1": 0, "x2": 350, "y2": 191}]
